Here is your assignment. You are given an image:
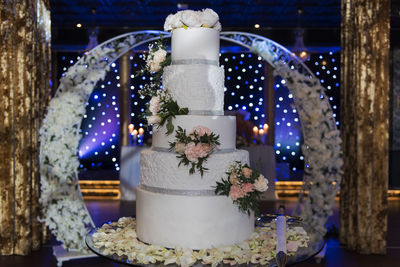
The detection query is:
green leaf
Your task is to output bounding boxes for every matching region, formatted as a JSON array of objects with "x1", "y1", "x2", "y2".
[{"x1": 166, "y1": 116, "x2": 174, "y2": 135}]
